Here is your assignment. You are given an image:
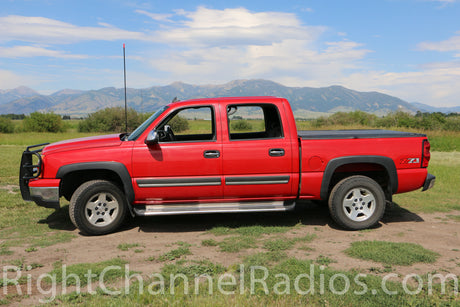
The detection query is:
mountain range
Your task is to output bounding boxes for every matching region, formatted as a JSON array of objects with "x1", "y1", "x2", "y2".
[{"x1": 0, "y1": 80, "x2": 458, "y2": 117}]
